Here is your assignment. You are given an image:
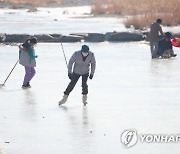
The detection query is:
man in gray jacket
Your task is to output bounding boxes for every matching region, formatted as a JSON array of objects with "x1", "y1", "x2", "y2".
[{"x1": 59, "y1": 45, "x2": 96, "y2": 106}]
